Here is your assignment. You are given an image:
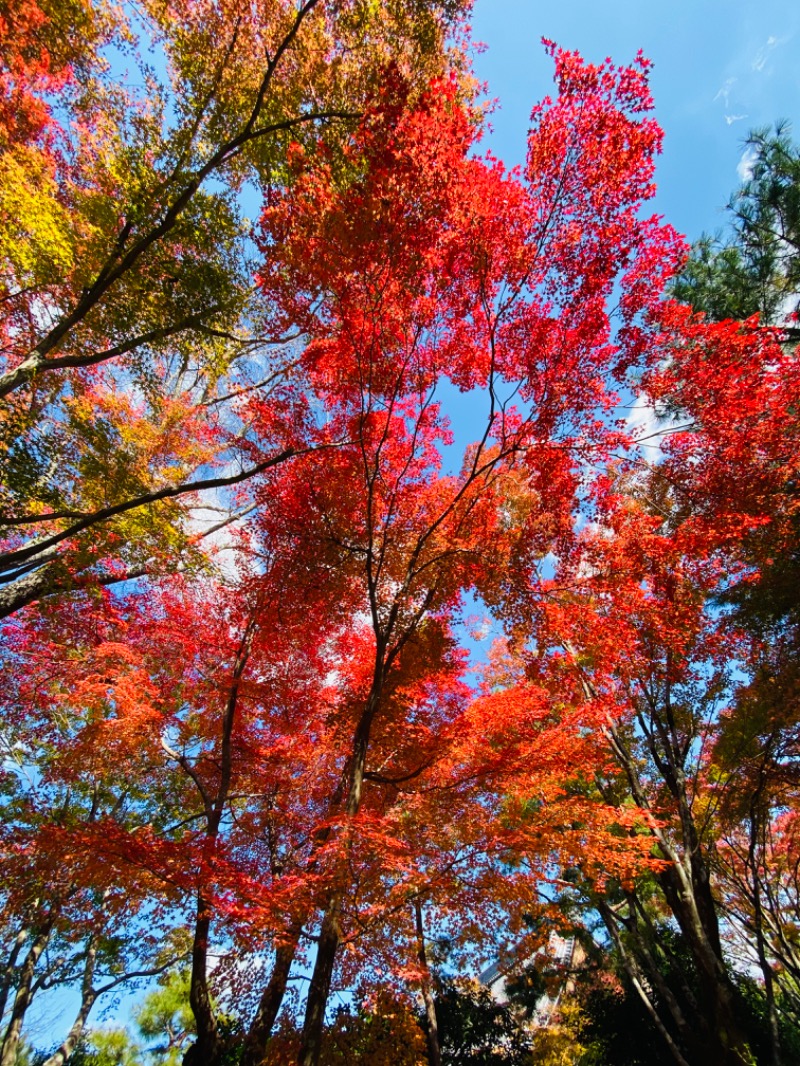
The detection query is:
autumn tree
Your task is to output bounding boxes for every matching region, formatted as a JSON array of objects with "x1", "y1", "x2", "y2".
[
  {"x1": 646, "y1": 255, "x2": 800, "y2": 1066},
  {"x1": 0, "y1": 0, "x2": 474, "y2": 620},
  {"x1": 245, "y1": 40, "x2": 682, "y2": 1066},
  {"x1": 711, "y1": 671, "x2": 800, "y2": 1046},
  {"x1": 668, "y1": 121, "x2": 800, "y2": 654},
  {"x1": 515, "y1": 485, "x2": 753, "y2": 1064},
  {"x1": 0, "y1": 590, "x2": 185, "y2": 1066},
  {"x1": 509, "y1": 267, "x2": 800, "y2": 1064}
]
